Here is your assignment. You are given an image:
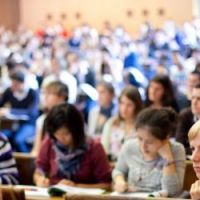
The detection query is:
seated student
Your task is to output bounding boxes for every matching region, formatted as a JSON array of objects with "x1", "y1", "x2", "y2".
[
  {"x1": 102, "y1": 85, "x2": 143, "y2": 161},
  {"x1": 0, "y1": 71, "x2": 39, "y2": 152},
  {"x1": 145, "y1": 75, "x2": 179, "y2": 112},
  {"x1": 188, "y1": 120, "x2": 200, "y2": 200},
  {"x1": 112, "y1": 108, "x2": 186, "y2": 197},
  {"x1": 34, "y1": 103, "x2": 111, "y2": 190},
  {"x1": 175, "y1": 83, "x2": 200, "y2": 155},
  {"x1": 185, "y1": 71, "x2": 200, "y2": 106},
  {"x1": 88, "y1": 80, "x2": 117, "y2": 139},
  {"x1": 31, "y1": 81, "x2": 69, "y2": 156},
  {"x1": 0, "y1": 133, "x2": 19, "y2": 184}
]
